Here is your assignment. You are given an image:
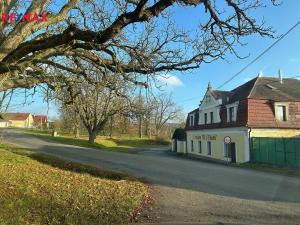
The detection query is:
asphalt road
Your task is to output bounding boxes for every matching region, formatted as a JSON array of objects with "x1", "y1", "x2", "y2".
[{"x1": 2, "y1": 129, "x2": 300, "y2": 204}]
